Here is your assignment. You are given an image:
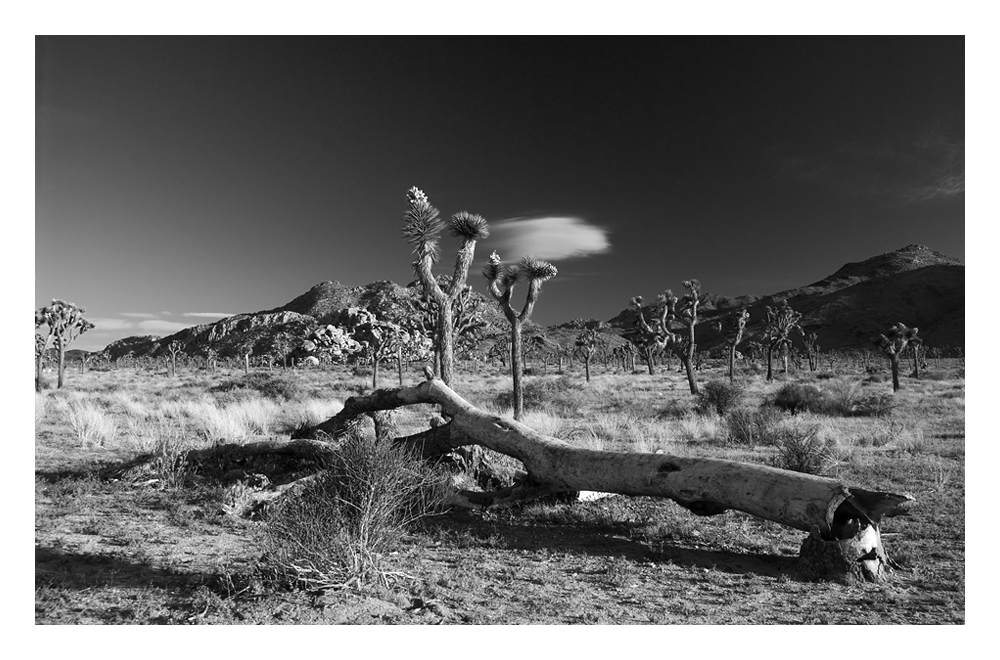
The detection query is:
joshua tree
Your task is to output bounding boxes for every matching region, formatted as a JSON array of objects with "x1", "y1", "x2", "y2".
[
  {"x1": 232, "y1": 339, "x2": 255, "y2": 375},
  {"x1": 763, "y1": 299, "x2": 802, "y2": 382},
  {"x1": 876, "y1": 323, "x2": 921, "y2": 392},
  {"x1": 411, "y1": 277, "x2": 492, "y2": 373},
  {"x1": 574, "y1": 326, "x2": 611, "y2": 383},
  {"x1": 401, "y1": 187, "x2": 489, "y2": 386},
  {"x1": 35, "y1": 299, "x2": 95, "y2": 390},
  {"x1": 484, "y1": 252, "x2": 558, "y2": 419},
  {"x1": 716, "y1": 308, "x2": 750, "y2": 384},
  {"x1": 529, "y1": 335, "x2": 568, "y2": 374},
  {"x1": 630, "y1": 279, "x2": 705, "y2": 394},
  {"x1": 801, "y1": 330, "x2": 820, "y2": 372},
  {"x1": 612, "y1": 341, "x2": 638, "y2": 373},
  {"x1": 166, "y1": 340, "x2": 186, "y2": 377},
  {"x1": 204, "y1": 346, "x2": 219, "y2": 373},
  {"x1": 344, "y1": 307, "x2": 431, "y2": 389}
]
